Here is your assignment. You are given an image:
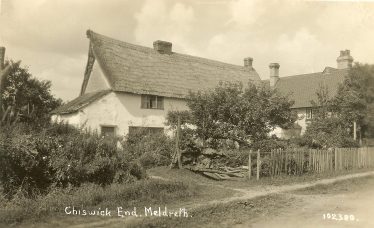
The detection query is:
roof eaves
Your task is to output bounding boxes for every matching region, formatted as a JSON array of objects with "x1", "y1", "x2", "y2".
[{"x1": 51, "y1": 90, "x2": 112, "y2": 115}]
